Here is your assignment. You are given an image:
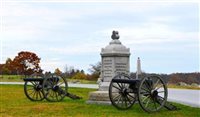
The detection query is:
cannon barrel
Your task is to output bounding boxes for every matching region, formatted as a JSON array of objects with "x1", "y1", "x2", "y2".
[
  {"x1": 23, "y1": 78, "x2": 44, "y2": 82},
  {"x1": 111, "y1": 78, "x2": 140, "y2": 84}
]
